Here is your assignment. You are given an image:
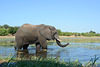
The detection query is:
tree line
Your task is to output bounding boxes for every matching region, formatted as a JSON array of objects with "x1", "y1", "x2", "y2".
[
  {"x1": 0, "y1": 24, "x2": 100, "y2": 36},
  {"x1": 57, "y1": 29, "x2": 100, "y2": 37},
  {"x1": 0, "y1": 24, "x2": 19, "y2": 36}
]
